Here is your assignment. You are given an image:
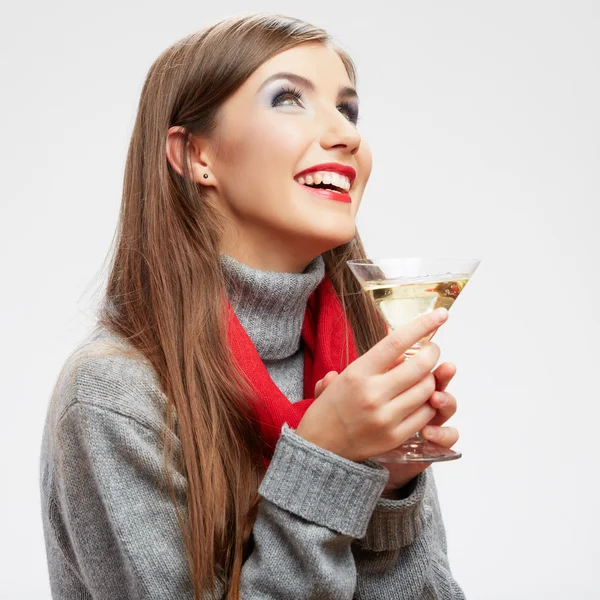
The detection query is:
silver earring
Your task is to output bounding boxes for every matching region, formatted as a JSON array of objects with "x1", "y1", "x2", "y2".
[{"x1": 203, "y1": 173, "x2": 208, "y2": 179}]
